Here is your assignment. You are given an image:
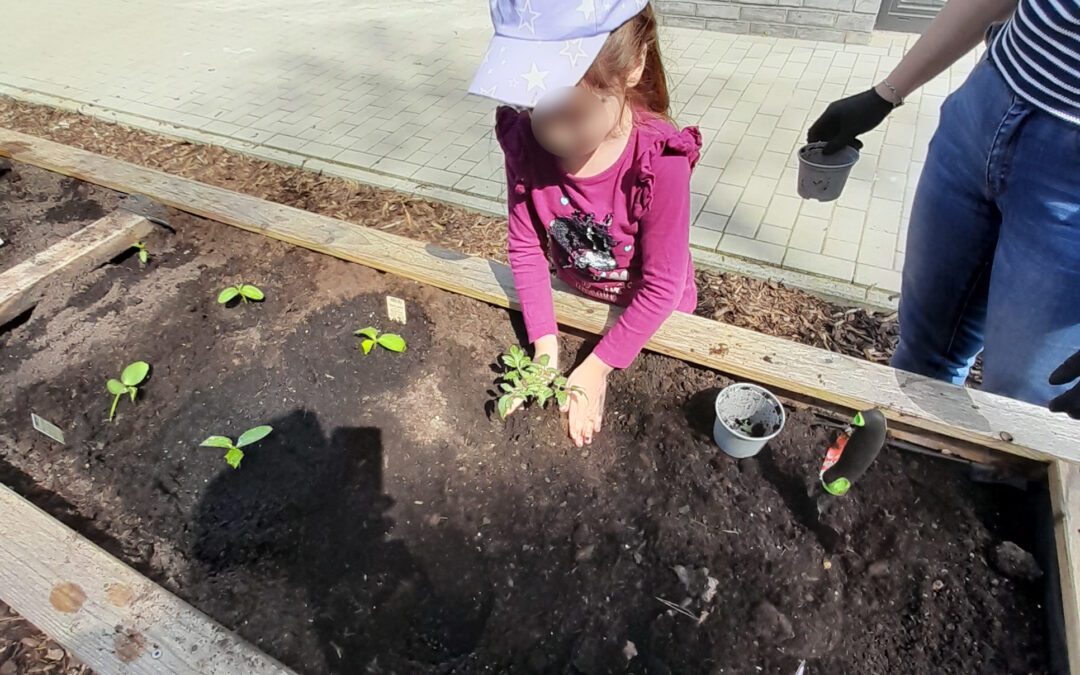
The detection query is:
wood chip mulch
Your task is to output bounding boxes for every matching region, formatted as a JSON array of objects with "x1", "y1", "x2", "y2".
[
  {"x1": 0, "y1": 601, "x2": 90, "y2": 675},
  {"x1": 0, "y1": 97, "x2": 899, "y2": 366}
]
